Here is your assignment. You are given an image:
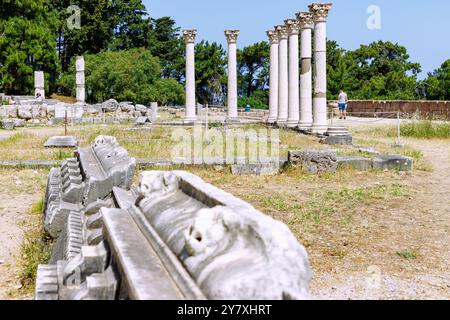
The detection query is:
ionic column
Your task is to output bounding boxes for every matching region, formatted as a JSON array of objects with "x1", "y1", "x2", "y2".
[
  {"x1": 75, "y1": 56, "x2": 85, "y2": 103},
  {"x1": 309, "y1": 3, "x2": 332, "y2": 134},
  {"x1": 266, "y1": 30, "x2": 279, "y2": 124},
  {"x1": 297, "y1": 12, "x2": 314, "y2": 131},
  {"x1": 34, "y1": 71, "x2": 45, "y2": 99},
  {"x1": 183, "y1": 29, "x2": 197, "y2": 124},
  {"x1": 276, "y1": 25, "x2": 289, "y2": 126},
  {"x1": 225, "y1": 30, "x2": 240, "y2": 123},
  {"x1": 285, "y1": 19, "x2": 300, "y2": 128}
]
